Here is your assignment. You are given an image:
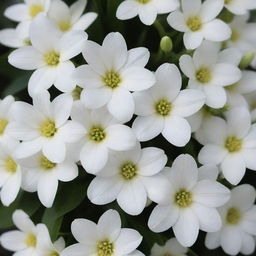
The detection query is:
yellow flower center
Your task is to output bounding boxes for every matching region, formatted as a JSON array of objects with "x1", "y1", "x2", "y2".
[
  {"x1": 102, "y1": 71, "x2": 121, "y2": 89},
  {"x1": 225, "y1": 136, "x2": 242, "y2": 153},
  {"x1": 72, "y1": 86, "x2": 83, "y2": 100},
  {"x1": 89, "y1": 127, "x2": 106, "y2": 142},
  {"x1": 4, "y1": 157, "x2": 17, "y2": 174},
  {"x1": 120, "y1": 162, "x2": 137, "y2": 180},
  {"x1": 155, "y1": 99, "x2": 172, "y2": 116},
  {"x1": 25, "y1": 233, "x2": 37, "y2": 248},
  {"x1": 225, "y1": 0, "x2": 233, "y2": 4},
  {"x1": 175, "y1": 189, "x2": 193, "y2": 208},
  {"x1": 59, "y1": 21, "x2": 72, "y2": 32},
  {"x1": 49, "y1": 251, "x2": 59, "y2": 256},
  {"x1": 29, "y1": 4, "x2": 44, "y2": 18},
  {"x1": 137, "y1": 0, "x2": 151, "y2": 3},
  {"x1": 44, "y1": 51, "x2": 60, "y2": 66},
  {"x1": 40, "y1": 120, "x2": 57, "y2": 138},
  {"x1": 0, "y1": 118, "x2": 8, "y2": 135},
  {"x1": 187, "y1": 16, "x2": 202, "y2": 32},
  {"x1": 226, "y1": 207, "x2": 241, "y2": 225},
  {"x1": 40, "y1": 156, "x2": 56, "y2": 171},
  {"x1": 231, "y1": 29, "x2": 239, "y2": 42},
  {"x1": 196, "y1": 68, "x2": 212, "y2": 83},
  {"x1": 97, "y1": 240, "x2": 114, "y2": 256}
]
